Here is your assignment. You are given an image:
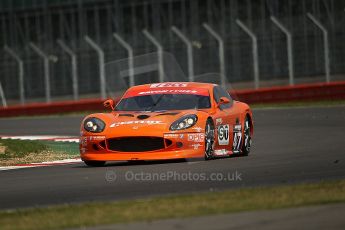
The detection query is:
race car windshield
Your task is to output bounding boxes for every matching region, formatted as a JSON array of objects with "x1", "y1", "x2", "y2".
[{"x1": 115, "y1": 94, "x2": 211, "y2": 111}]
